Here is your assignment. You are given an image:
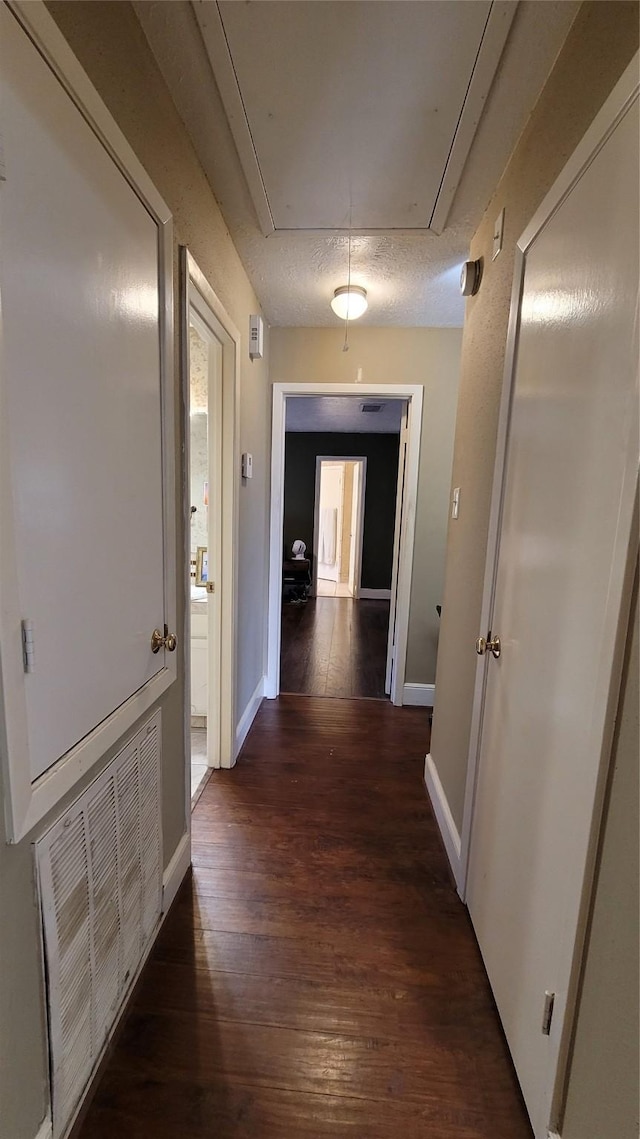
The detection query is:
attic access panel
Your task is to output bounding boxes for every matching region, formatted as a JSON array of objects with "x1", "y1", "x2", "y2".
[{"x1": 195, "y1": 0, "x2": 516, "y2": 235}]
